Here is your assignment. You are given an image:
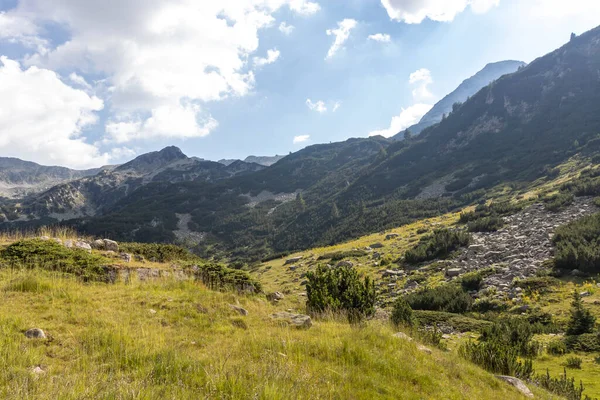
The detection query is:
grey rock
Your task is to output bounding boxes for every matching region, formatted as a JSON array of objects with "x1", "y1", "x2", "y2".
[
  {"x1": 103, "y1": 239, "x2": 119, "y2": 252},
  {"x1": 120, "y1": 252, "x2": 132, "y2": 263},
  {"x1": 336, "y1": 260, "x2": 354, "y2": 268},
  {"x1": 271, "y1": 312, "x2": 312, "y2": 329},
  {"x1": 91, "y1": 239, "x2": 105, "y2": 250},
  {"x1": 74, "y1": 241, "x2": 92, "y2": 253},
  {"x1": 495, "y1": 375, "x2": 534, "y2": 398},
  {"x1": 267, "y1": 292, "x2": 285, "y2": 303},
  {"x1": 446, "y1": 268, "x2": 462, "y2": 277},
  {"x1": 393, "y1": 332, "x2": 413, "y2": 341},
  {"x1": 229, "y1": 305, "x2": 249, "y2": 316},
  {"x1": 370, "y1": 243, "x2": 384, "y2": 249},
  {"x1": 385, "y1": 233, "x2": 399, "y2": 240},
  {"x1": 284, "y1": 257, "x2": 303, "y2": 265},
  {"x1": 25, "y1": 328, "x2": 46, "y2": 339}
]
